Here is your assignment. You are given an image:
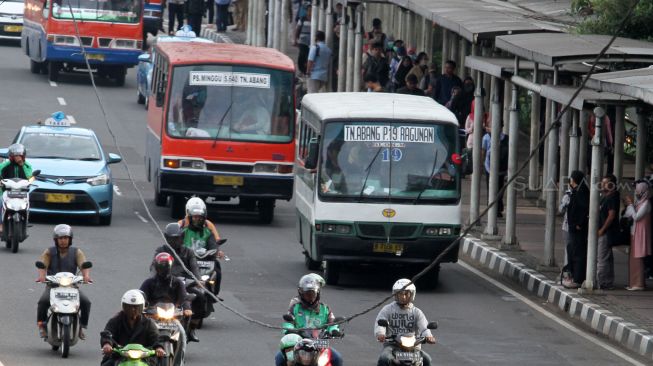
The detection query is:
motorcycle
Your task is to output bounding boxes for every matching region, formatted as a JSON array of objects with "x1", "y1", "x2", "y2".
[
  {"x1": 376, "y1": 318, "x2": 438, "y2": 366},
  {"x1": 190, "y1": 238, "x2": 228, "y2": 328},
  {"x1": 35, "y1": 260, "x2": 92, "y2": 358},
  {"x1": 282, "y1": 314, "x2": 345, "y2": 366},
  {"x1": 1, "y1": 169, "x2": 40, "y2": 253},
  {"x1": 145, "y1": 302, "x2": 185, "y2": 366},
  {"x1": 101, "y1": 331, "x2": 159, "y2": 366}
]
